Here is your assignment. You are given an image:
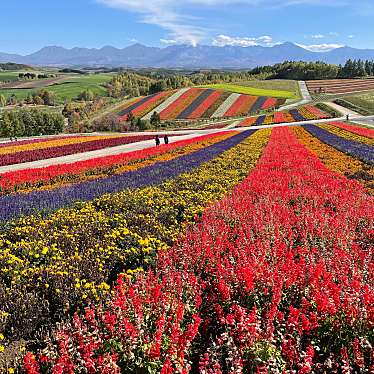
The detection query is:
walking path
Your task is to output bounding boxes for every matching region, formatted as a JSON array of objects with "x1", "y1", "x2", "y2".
[
  {"x1": 322, "y1": 101, "x2": 374, "y2": 128},
  {"x1": 2, "y1": 114, "x2": 373, "y2": 174},
  {"x1": 323, "y1": 101, "x2": 360, "y2": 117},
  {"x1": 0, "y1": 133, "x2": 205, "y2": 174},
  {"x1": 280, "y1": 81, "x2": 312, "y2": 110}
]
